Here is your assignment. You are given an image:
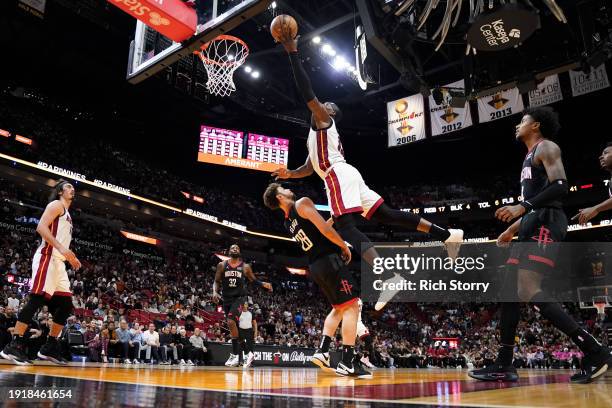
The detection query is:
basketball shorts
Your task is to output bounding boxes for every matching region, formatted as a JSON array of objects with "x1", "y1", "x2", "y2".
[
  {"x1": 309, "y1": 253, "x2": 359, "y2": 309},
  {"x1": 507, "y1": 207, "x2": 567, "y2": 274},
  {"x1": 30, "y1": 252, "x2": 71, "y2": 299},
  {"x1": 223, "y1": 296, "x2": 247, "y2": 321},
  {"x1": 323, "y1": 162, "x2": 383, "y2": 219}
]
